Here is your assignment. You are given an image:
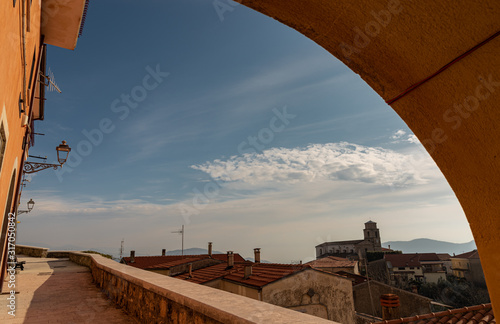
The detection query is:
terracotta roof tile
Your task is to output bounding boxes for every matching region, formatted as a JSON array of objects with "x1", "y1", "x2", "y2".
[
  {"x1": 122, "y1": 253, "x2": 245, "y2": 270},
  {"x1": 223, "y1": 263, "x2": 311, "y2": 288},
  {"x1": 371, "y1": 304, "x2": 495, "y2": 324},
  {"x1": 316, "y1": 239, "x2": 364, "y2": 247},
  {"x1": 436, "y1": 253, "x2": 452, "y2": 261},
  {"x1": 306, "y1": 256, "x2": 357, "y2": 268},
  {"x1": 453, "y1": 250, "x2": 480, "y2": 259},
  {"x1": 174, "y1": 262, "x2": 313, "y2": 288},
  {"x1": 335, "y1": 270, "x2": 369, "y2": 286},
  {"x1": 385, "y1": 253, "x2": 442, "y2": 268}
]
